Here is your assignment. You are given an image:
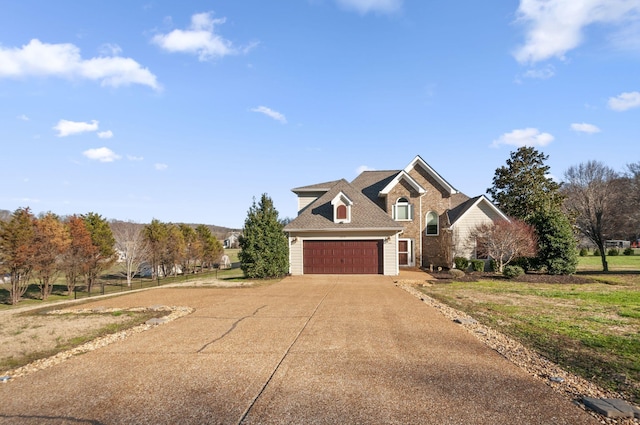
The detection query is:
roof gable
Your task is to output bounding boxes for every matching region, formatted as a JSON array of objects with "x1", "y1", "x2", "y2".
[
  {"x1": 378, "y1": 170, "x2": 426, "y2": 196},
  {"x1": 405, "y1": 155, "x2": 458, "y2": 195},
  {"x1": 448, "y1": 195, "x2": 509, "y2": 227}
]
